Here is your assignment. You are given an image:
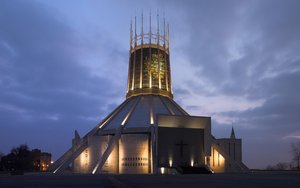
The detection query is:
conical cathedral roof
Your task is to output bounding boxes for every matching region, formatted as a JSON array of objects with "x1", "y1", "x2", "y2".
[{"x1": 99, "y1": 95, "x2": 188, "y2": 132}]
